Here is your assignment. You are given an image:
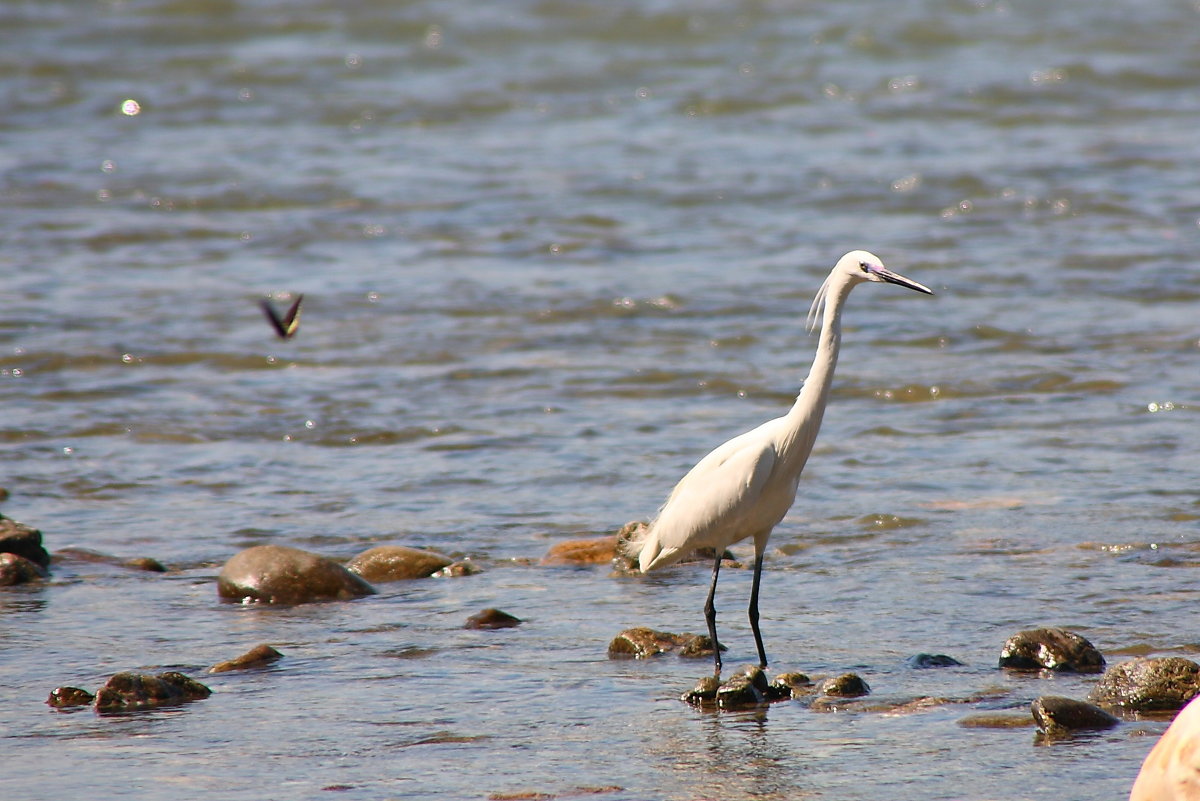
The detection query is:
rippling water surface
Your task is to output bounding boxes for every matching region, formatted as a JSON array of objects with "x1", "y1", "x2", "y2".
[{"x1": 3, "y1": 1, "x2": 1200, "y2": 799}]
